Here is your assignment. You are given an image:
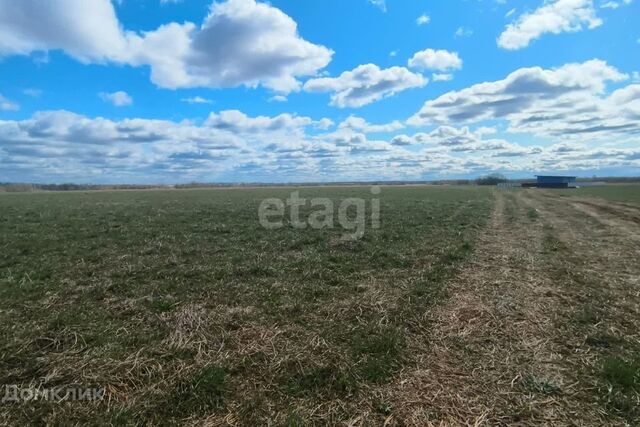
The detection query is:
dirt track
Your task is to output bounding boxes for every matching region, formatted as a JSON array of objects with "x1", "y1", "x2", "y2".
[{"x1": 376, "y1": 189, "x2": 640, "y2": 426}]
